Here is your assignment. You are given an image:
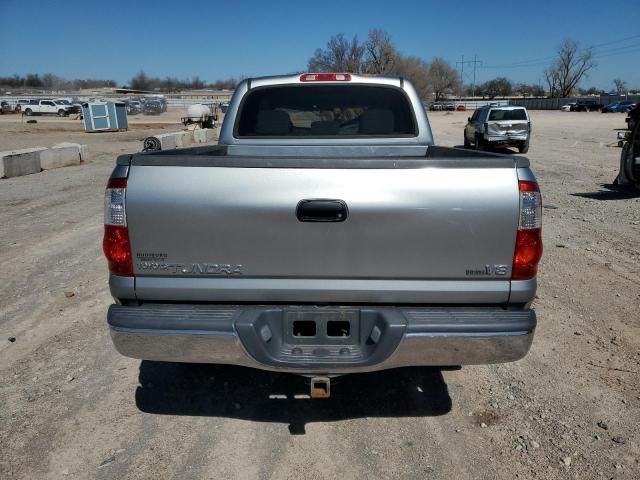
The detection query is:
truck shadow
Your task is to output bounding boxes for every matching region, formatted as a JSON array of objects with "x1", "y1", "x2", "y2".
[
  {"x1": 571, "y1": 183, "x2": 640, "y2": 200},
  {"x1": 135, "y1": 362, "x2": 452, "y2": 434}
]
